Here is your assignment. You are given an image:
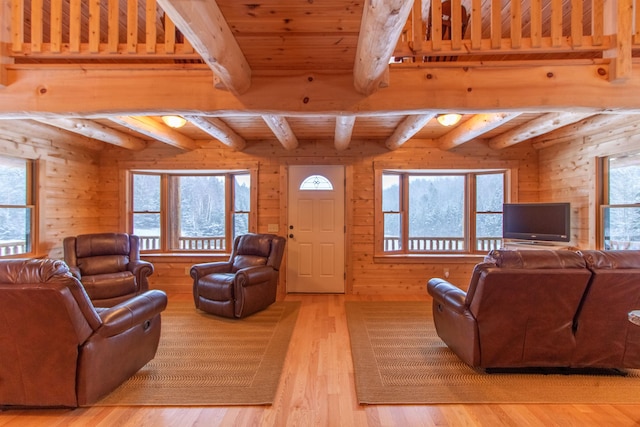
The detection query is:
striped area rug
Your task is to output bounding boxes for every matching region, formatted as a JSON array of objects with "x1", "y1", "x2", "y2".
[
  {"x1": 346, "y1": 301, "x2": 640, "y2": 404},
  {"x1": 94, "y1": 300, "x2": 300, "y2": 406}
]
